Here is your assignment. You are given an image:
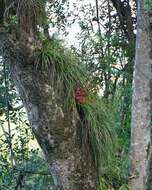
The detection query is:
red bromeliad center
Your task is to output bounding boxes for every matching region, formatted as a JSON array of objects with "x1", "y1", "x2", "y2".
[{"x1": 74, "y1": 87, "x2": 87, "y2": 104}]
